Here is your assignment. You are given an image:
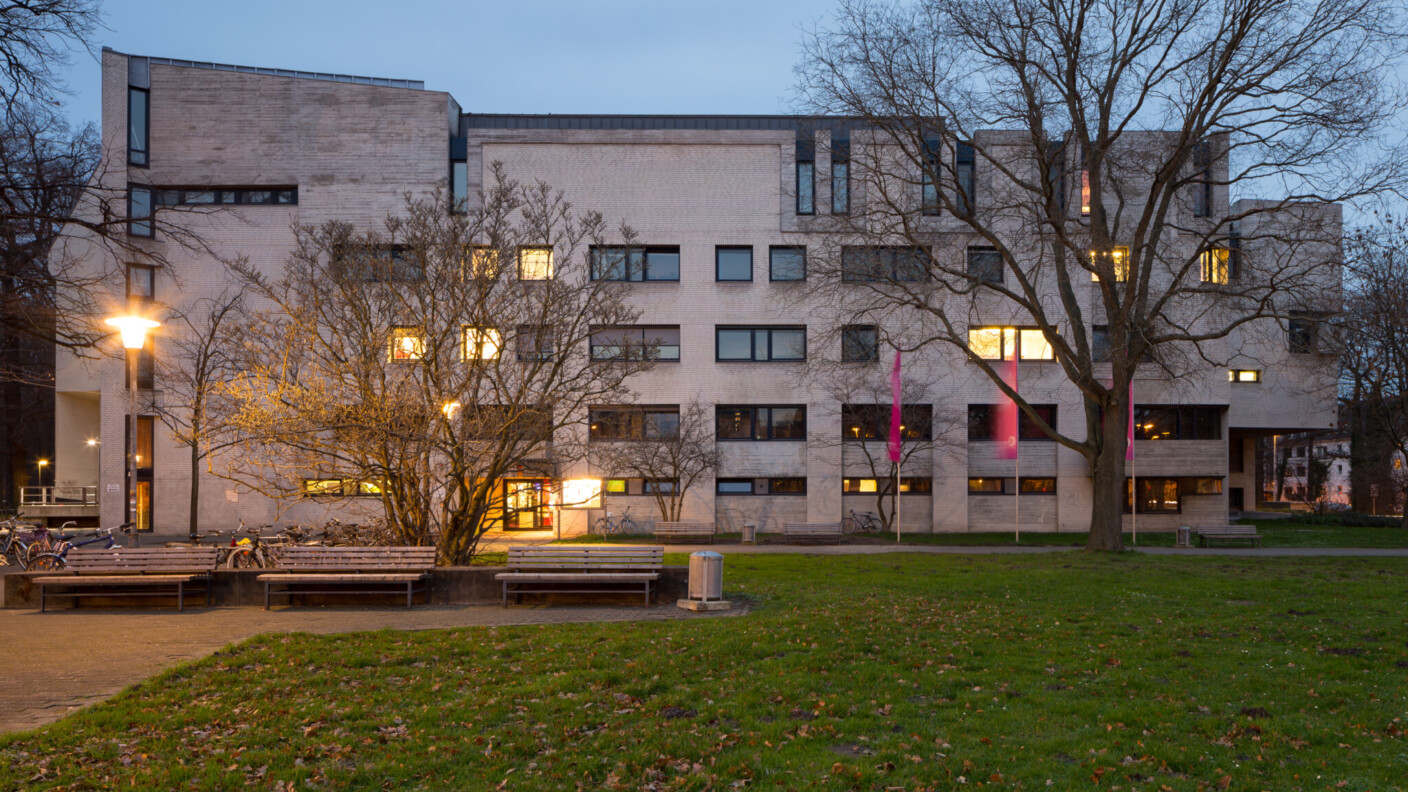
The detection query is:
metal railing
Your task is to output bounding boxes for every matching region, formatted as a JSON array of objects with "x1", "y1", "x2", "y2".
[{"x1": 19, "y1": 486, "x2": 98, "y2": 507}]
